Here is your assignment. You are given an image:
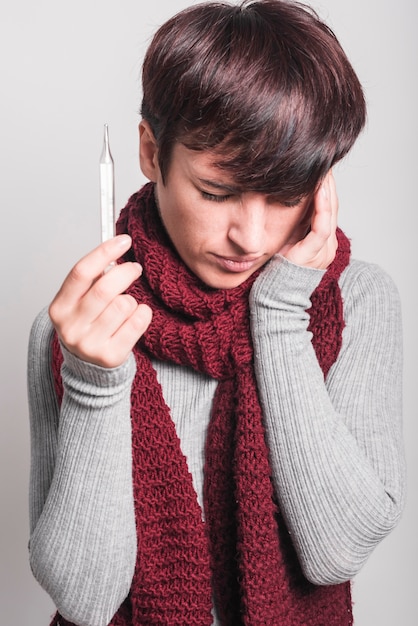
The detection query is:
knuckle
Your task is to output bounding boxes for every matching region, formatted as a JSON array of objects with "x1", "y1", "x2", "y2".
[
  {"x1": 91, "y1": 279, "x2": 110, "y2": 303},
  {"x1": 48, "y1": 300, "x2": 60, "y2": 325},
  {"x1": 69, "y1": 259, "x2": 91, "y2": 284},
  {"x1": 48, "y1": 300, "x2": 71, "y2": 334},
  {"x1": 115, "y1": 294, "x2": 137, "y2": 315}
]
